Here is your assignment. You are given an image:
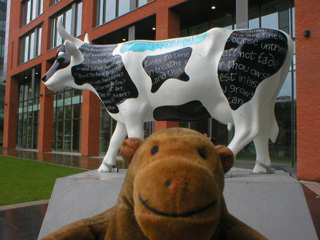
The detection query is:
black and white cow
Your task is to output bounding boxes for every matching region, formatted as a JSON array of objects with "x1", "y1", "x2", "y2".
[{"x1": 42, "y1": 18, "x2": 293, "y2": 173}]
